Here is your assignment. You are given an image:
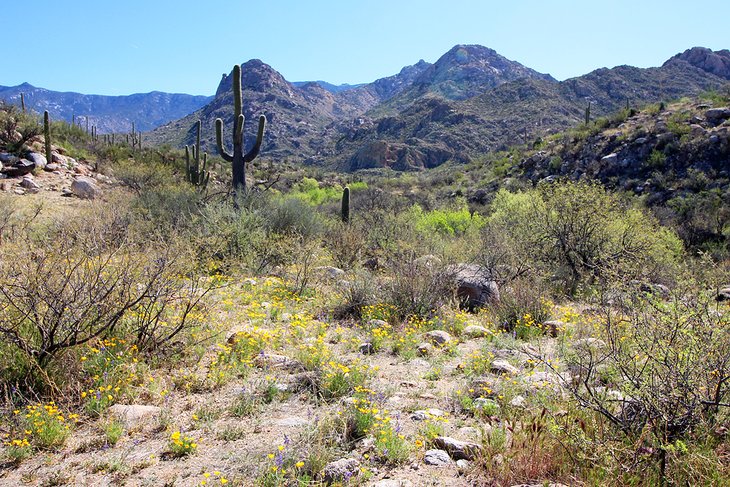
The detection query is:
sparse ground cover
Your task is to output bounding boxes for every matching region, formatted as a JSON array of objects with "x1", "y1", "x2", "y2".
[{"x1": 0, "y1": 98, "x2": 729, "y2": 486}]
